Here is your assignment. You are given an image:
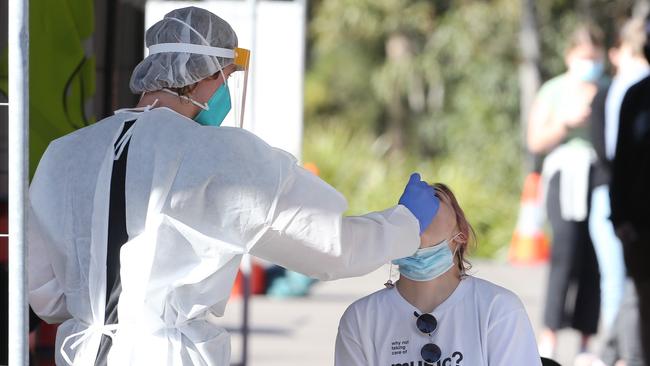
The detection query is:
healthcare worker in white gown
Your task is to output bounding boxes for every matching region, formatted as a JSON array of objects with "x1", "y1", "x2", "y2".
[{"x1": 27, "y1": 6, "x2": 440, "y2": 366}]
